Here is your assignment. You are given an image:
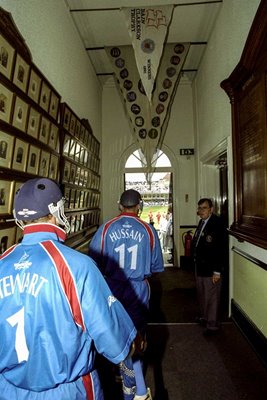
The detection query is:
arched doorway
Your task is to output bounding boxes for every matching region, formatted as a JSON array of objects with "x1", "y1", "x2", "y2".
[{"x1": 123, "y1": 149, "x2": 174, "y2": 266}]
